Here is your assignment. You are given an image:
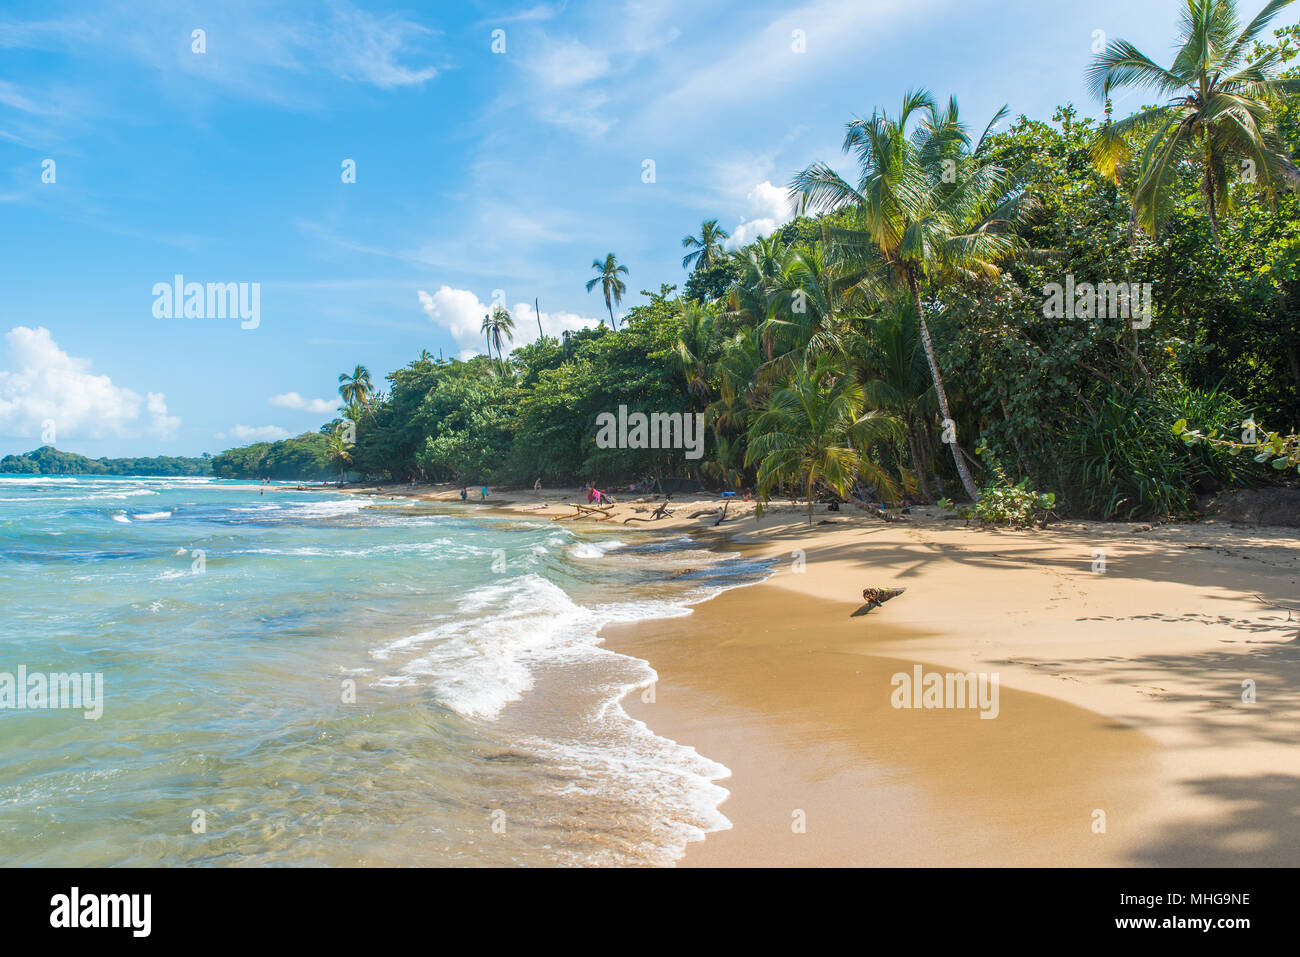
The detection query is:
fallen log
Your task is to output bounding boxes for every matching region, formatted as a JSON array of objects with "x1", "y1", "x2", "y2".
[
  {"x1": 859, "y1": 587, "x2": 907, "y2": 613},
  {"x1": 624, "y1": 502, "x2": 673, "y2": 524}
]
